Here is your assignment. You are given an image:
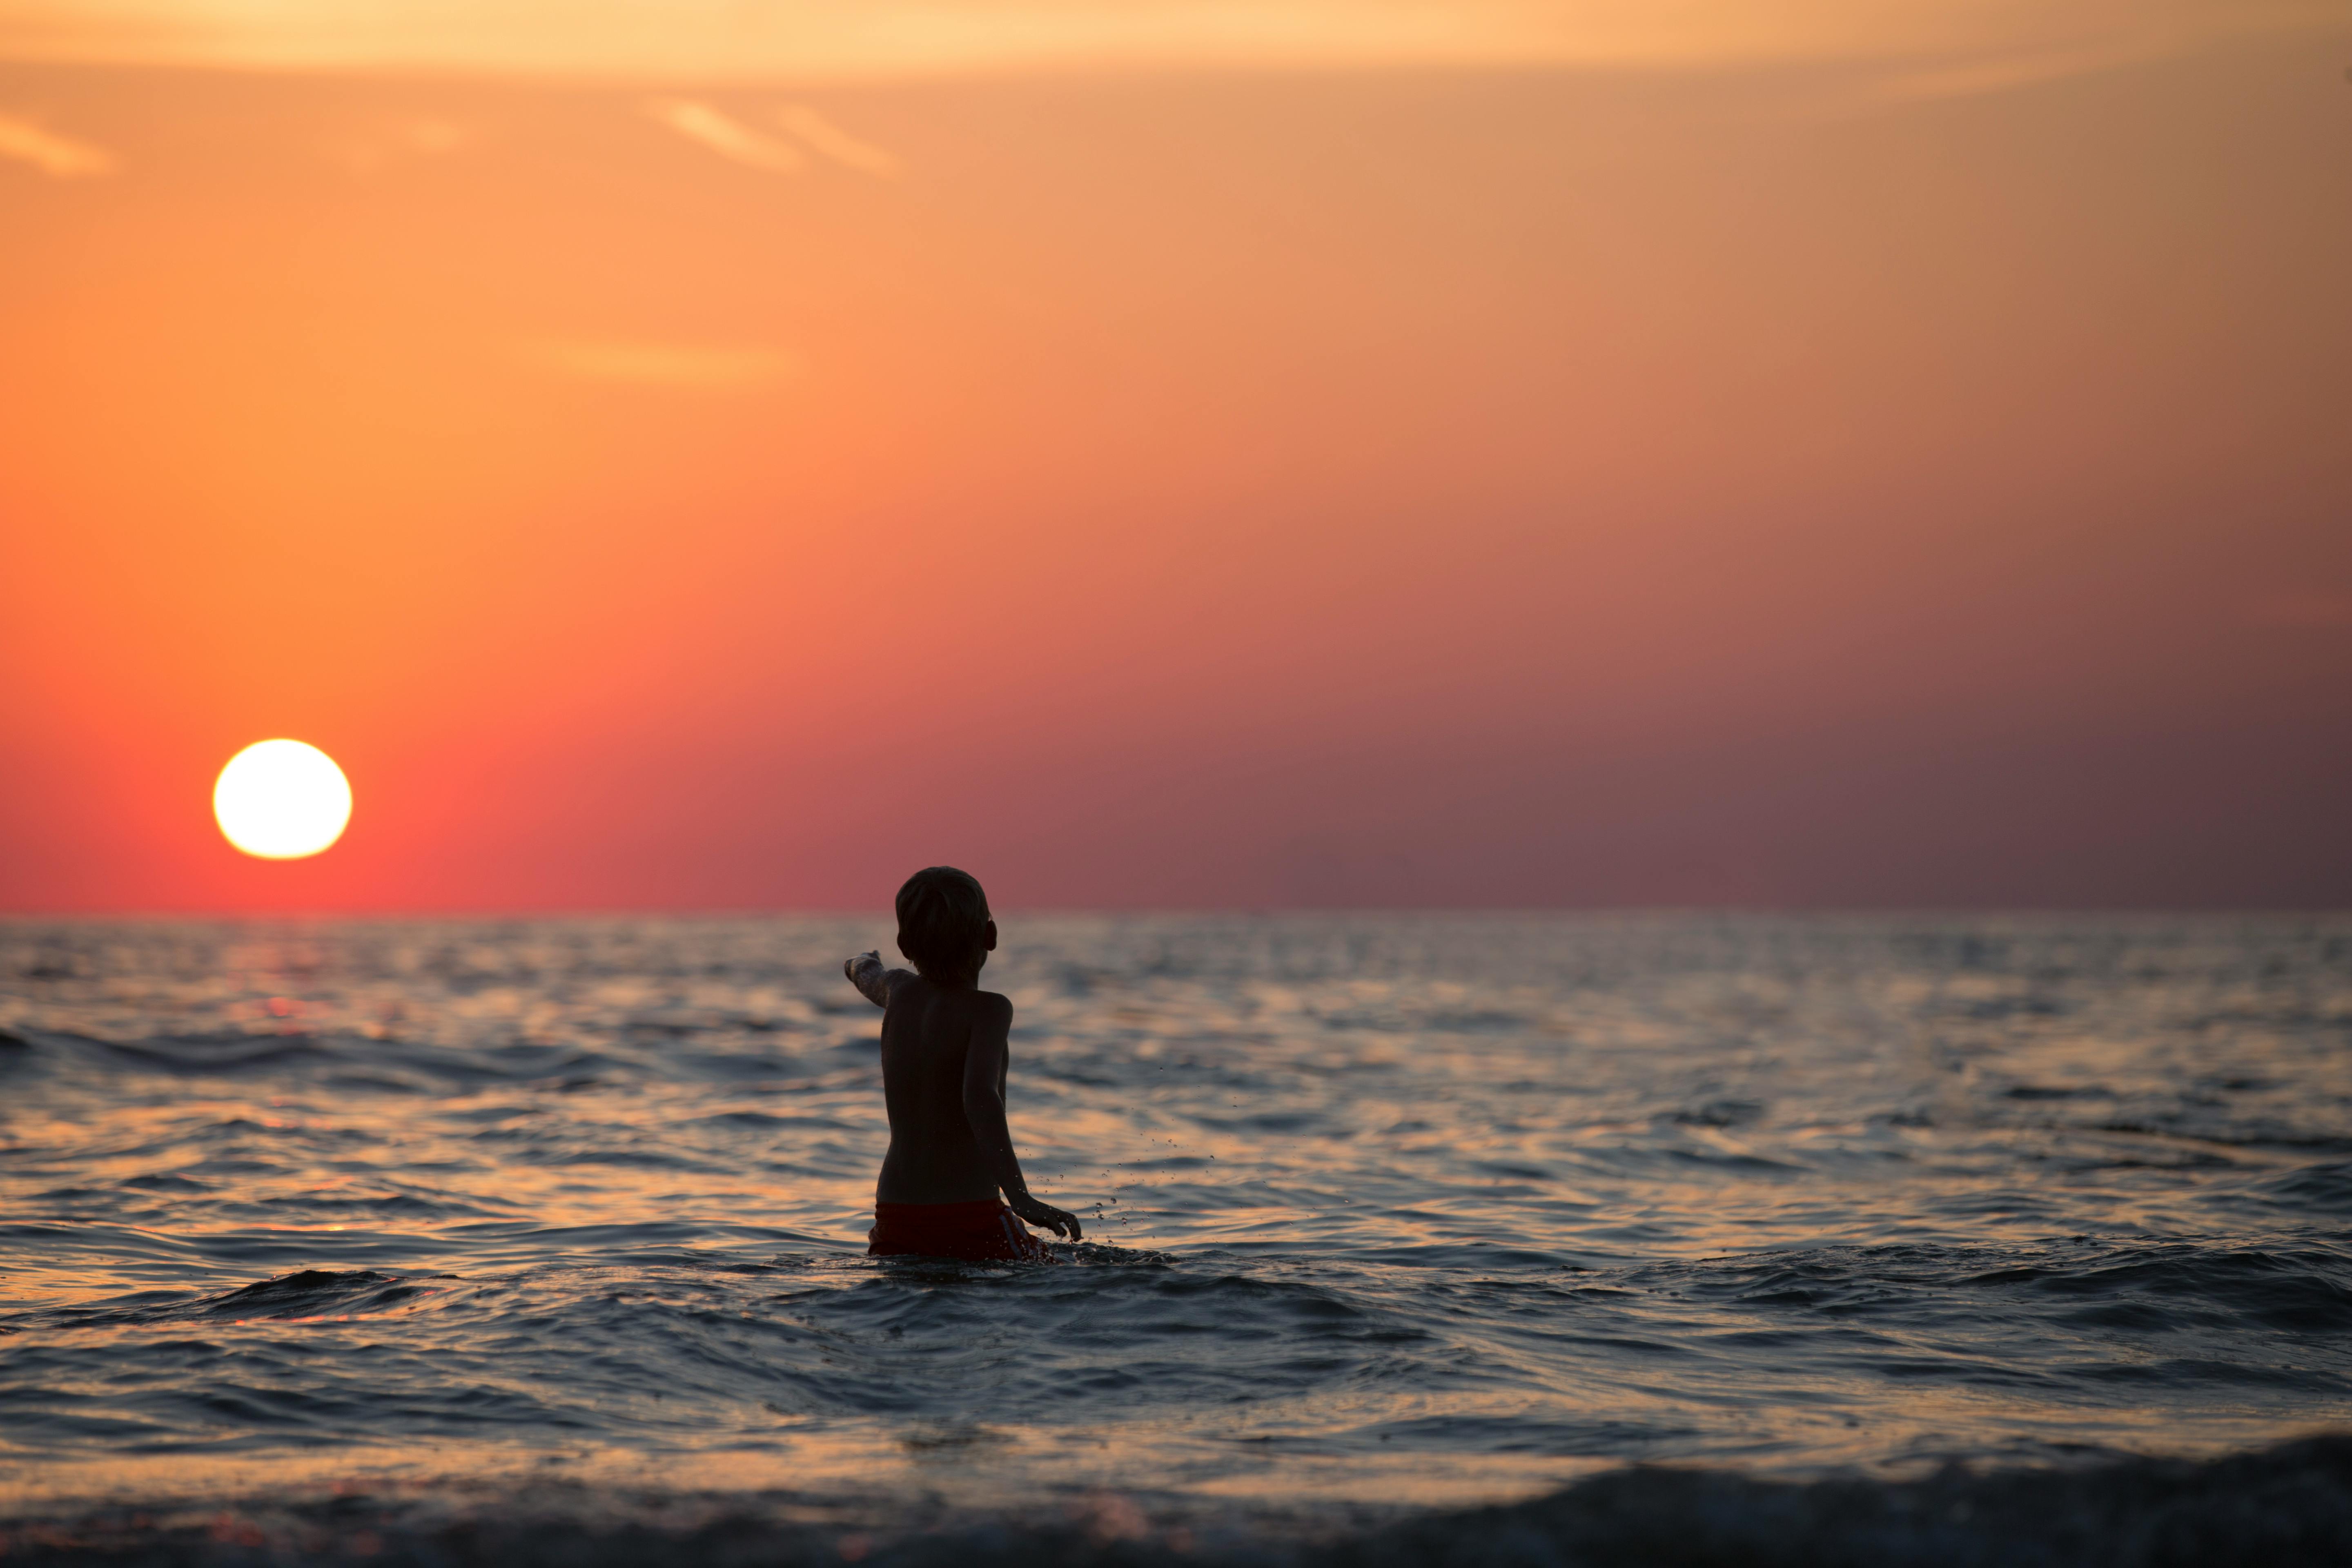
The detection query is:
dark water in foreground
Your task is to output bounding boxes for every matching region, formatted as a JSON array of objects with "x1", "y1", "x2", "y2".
[{"x1": 3, "y1": 915, "x2": 2350, "y2": 1559}]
